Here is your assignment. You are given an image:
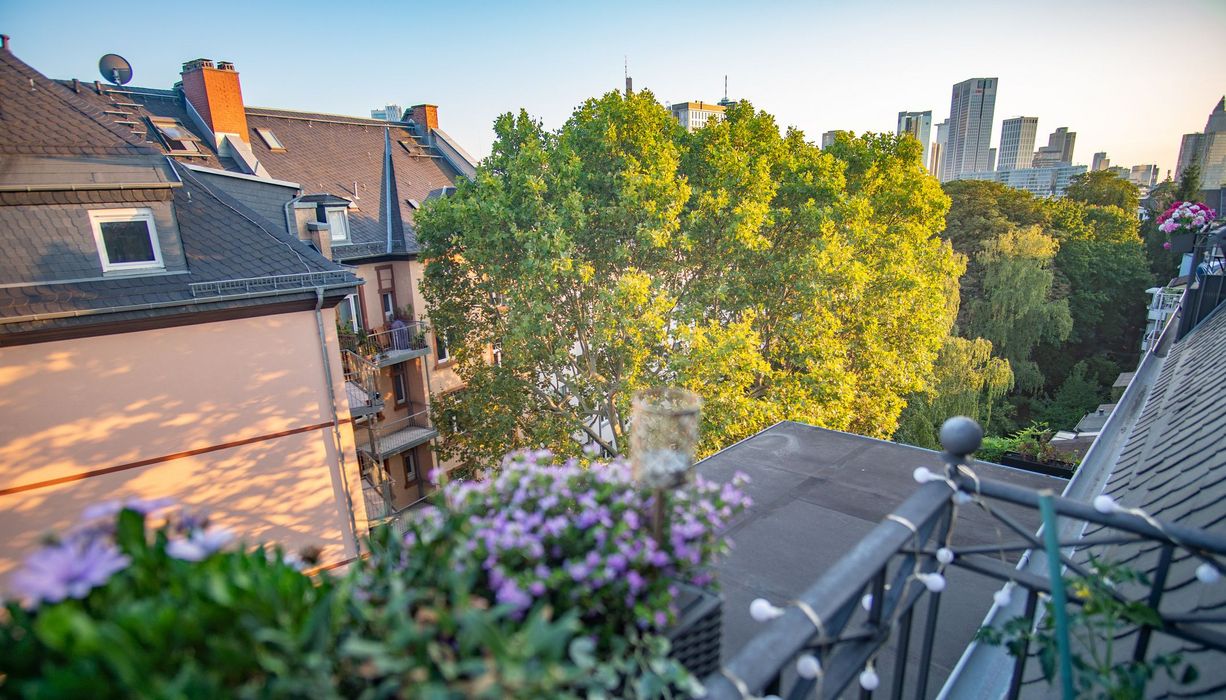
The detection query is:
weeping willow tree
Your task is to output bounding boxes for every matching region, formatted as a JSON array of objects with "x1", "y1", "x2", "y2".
[{"x1": 894, "y1": 336, "x2": 1015, "y2": 449}]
